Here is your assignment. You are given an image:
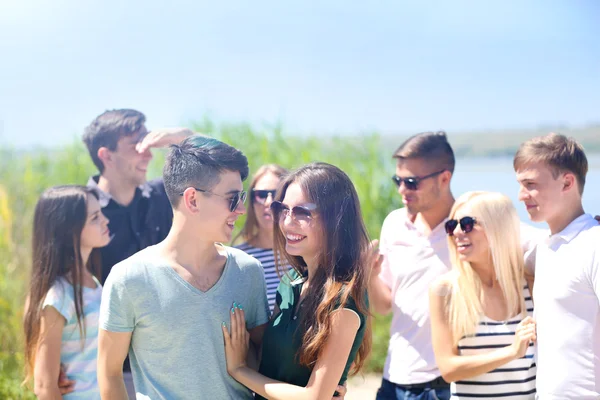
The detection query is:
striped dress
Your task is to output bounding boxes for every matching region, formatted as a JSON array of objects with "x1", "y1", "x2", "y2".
[
  {"x1": 236, "y1": 243, "x2": 284, "y2": 314},
  {"x1": 451, "y1": 282, "x2": 536, "y2": 399},
  {"x1": 42, "y1": 276, "x2": 102, "y2": 399}
]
